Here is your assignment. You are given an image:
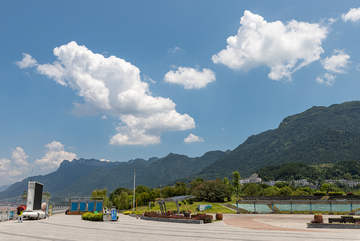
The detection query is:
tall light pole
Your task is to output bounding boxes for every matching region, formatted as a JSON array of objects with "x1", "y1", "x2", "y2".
[{"x1": 133, "y1": 168, "x2": 136, "y2": 211}]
